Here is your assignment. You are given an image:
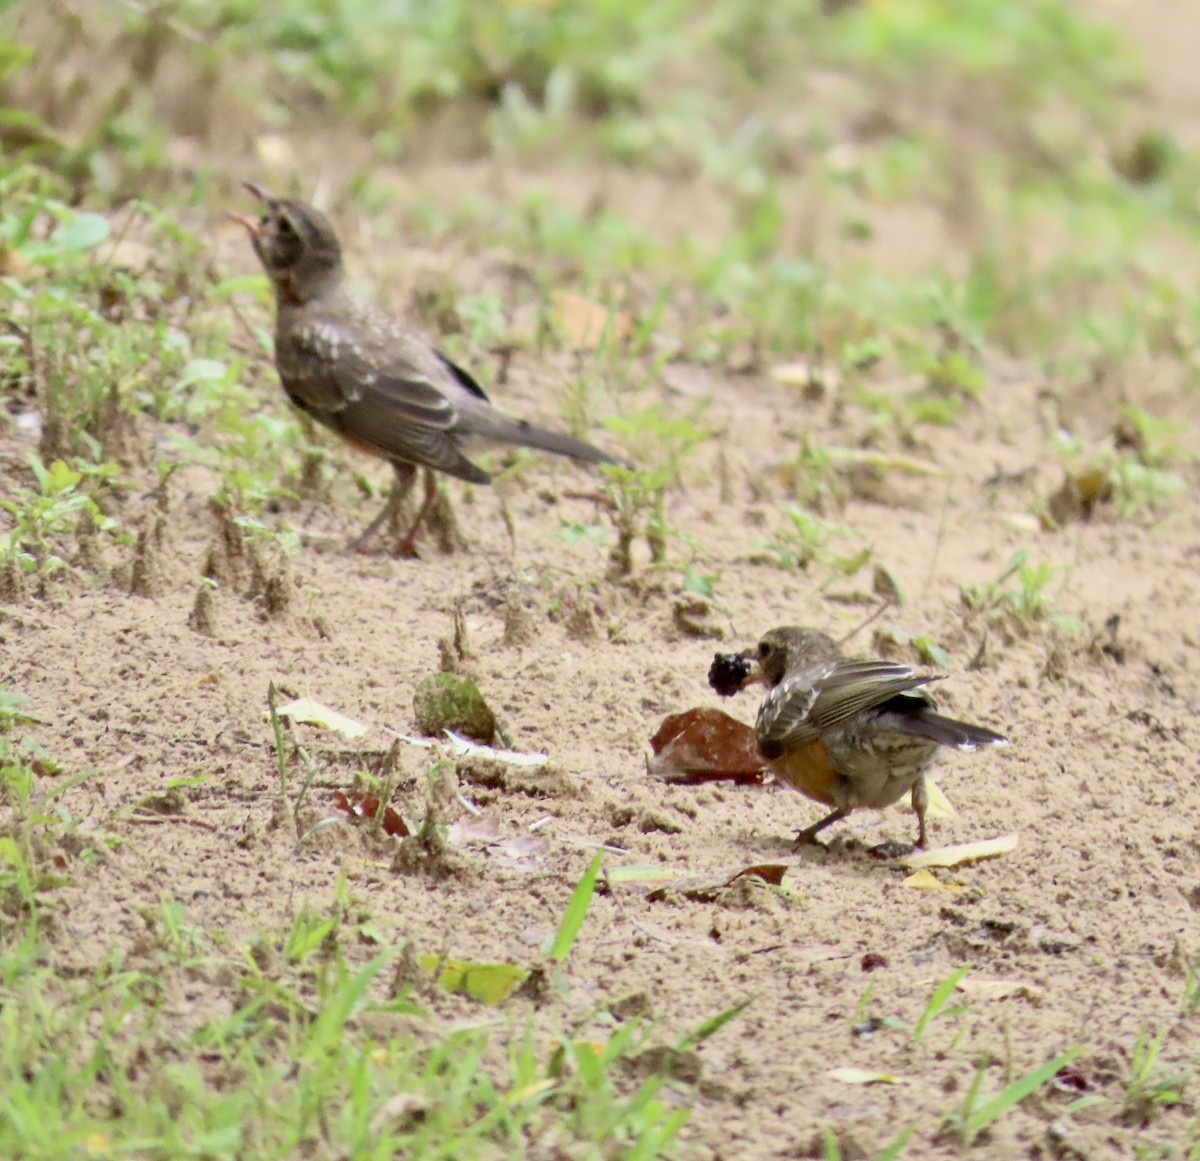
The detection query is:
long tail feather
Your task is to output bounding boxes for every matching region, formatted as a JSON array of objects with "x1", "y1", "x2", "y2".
[{"x1": 890, "y1": 711, "x2": 1008, "y2": 751}]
